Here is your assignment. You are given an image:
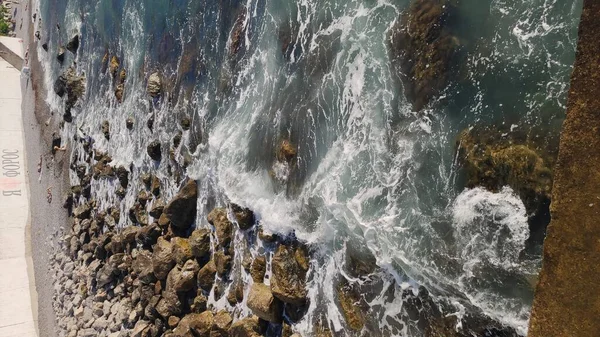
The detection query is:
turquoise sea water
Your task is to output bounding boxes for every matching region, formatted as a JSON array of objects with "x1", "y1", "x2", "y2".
[{"x1": 35, "y1": 0, "x2": 582, "y2": 335}]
